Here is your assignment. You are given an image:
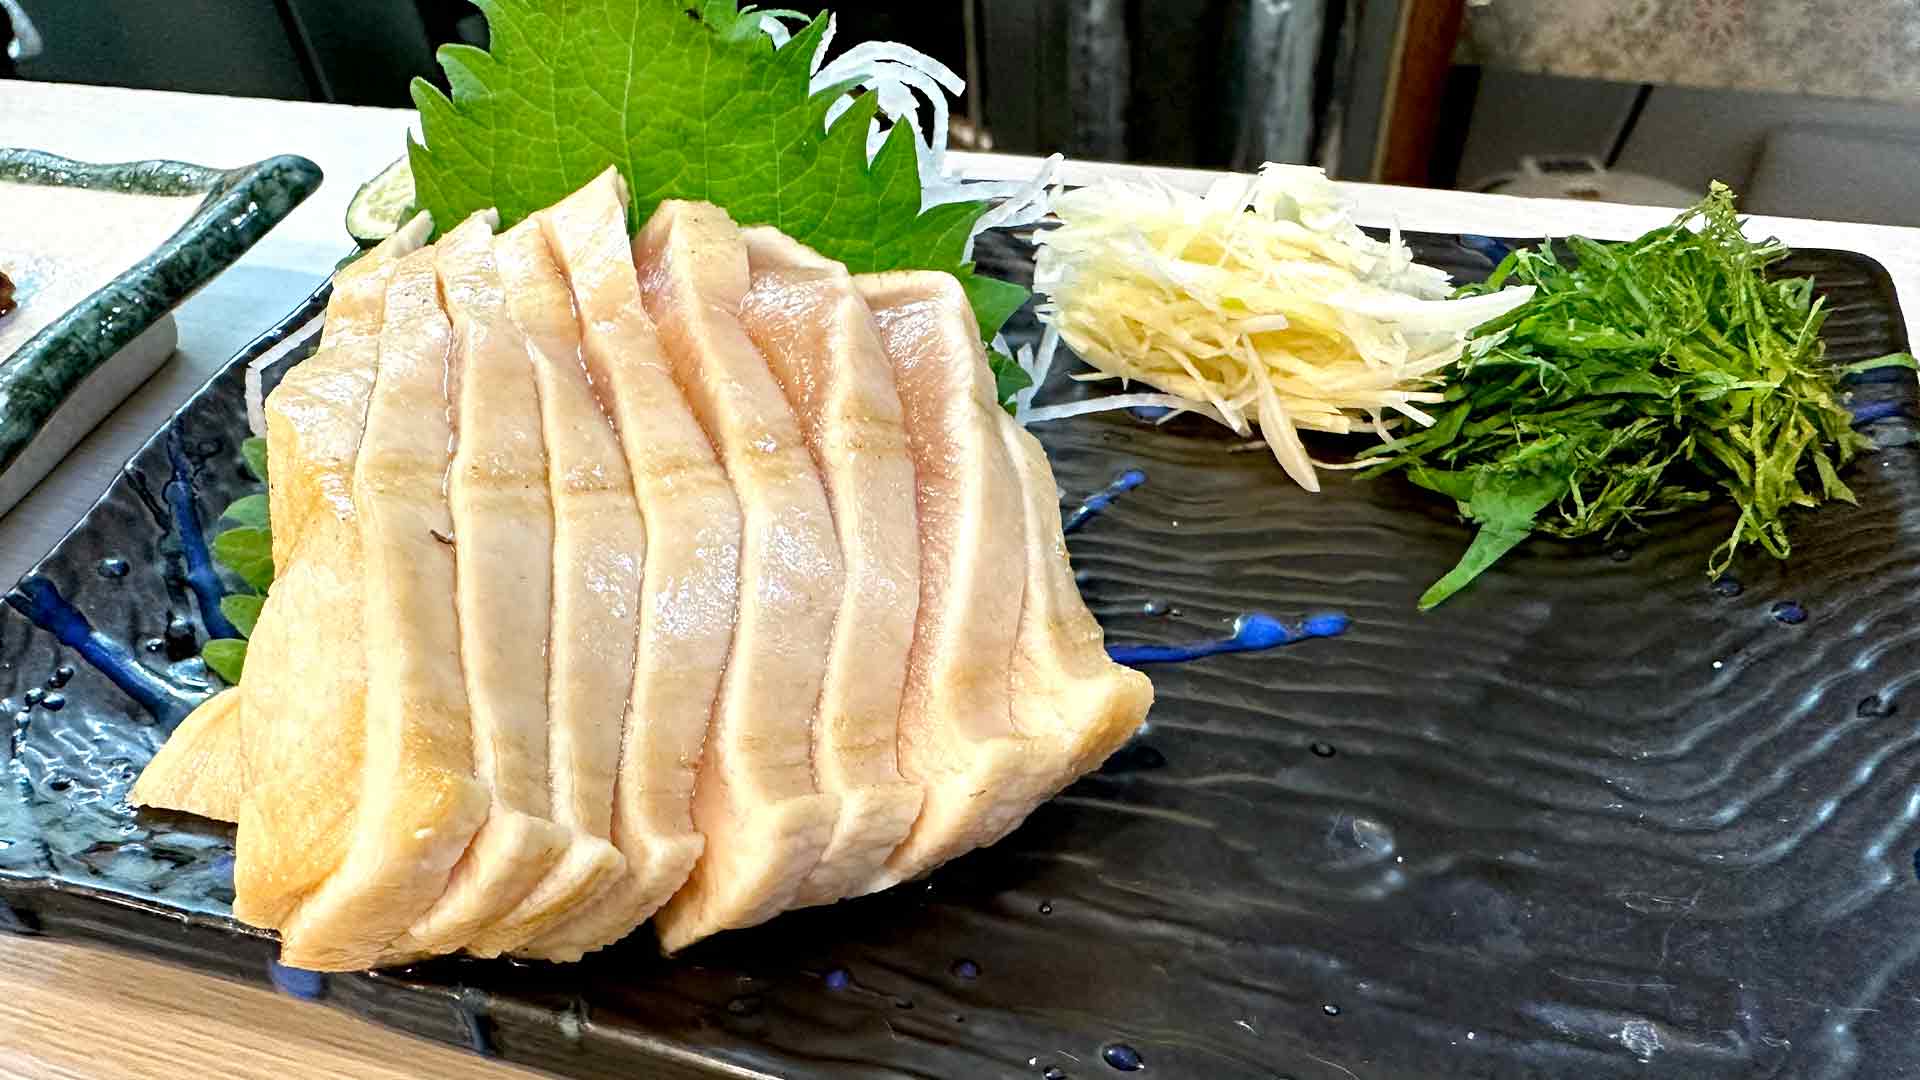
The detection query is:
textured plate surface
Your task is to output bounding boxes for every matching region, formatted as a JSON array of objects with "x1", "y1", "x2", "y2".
[{"x1": 1, "y1": 231, "x2": 1914, "y2": 1080}]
